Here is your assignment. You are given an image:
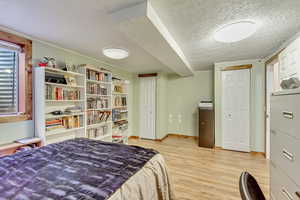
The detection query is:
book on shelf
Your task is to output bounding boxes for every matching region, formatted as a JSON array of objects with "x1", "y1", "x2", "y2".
[
  {"x1": 87, "y1": 110, "x2": 111, "y2": 125},
  {"x1": 45, "y1": 115, "x2": 82, "y2": 132},
  {"x1": 87, "y1": 83, "x2": 108, "y2": 95},
  {"x1": 113, "y1": 96, "x2": 127, "y2": 107},
  {"x1": 87, "y1": 97, "x2": 109, "y2": 110},
  {"x1": 46, "y1": 85, "x2": 81, "y2": 100},
  {"x1": 86, "y1": 68, "x2": 111, "y2": 82},
  {"x1": 87, "y1": 125, "x2": 109, "y2": 139}
]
